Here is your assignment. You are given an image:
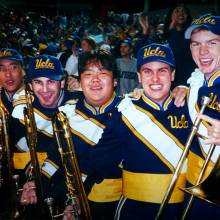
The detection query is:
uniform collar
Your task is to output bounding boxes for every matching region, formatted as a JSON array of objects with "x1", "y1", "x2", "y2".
[
  {"x1": 204, "y1": 68, "x2": 220, "y2": 87},
  {"x1": 83, "y1": 93, "x2": 117, "y2": 115},
  {"x1": 142, "y1": 92, "x2": 173, "y2": 111},
  {"x1": 56, "y1": 89, "x2": 65, "y2": 107}
]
